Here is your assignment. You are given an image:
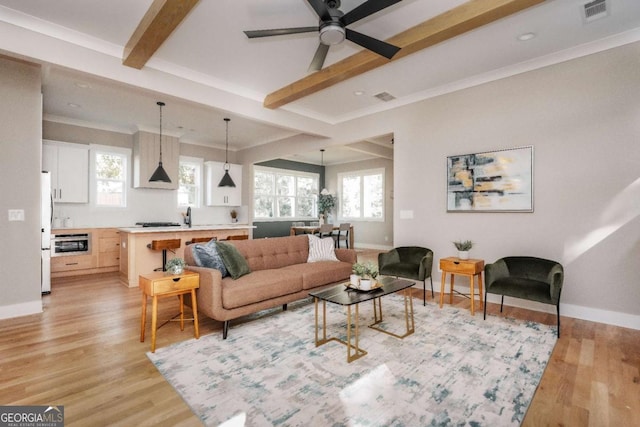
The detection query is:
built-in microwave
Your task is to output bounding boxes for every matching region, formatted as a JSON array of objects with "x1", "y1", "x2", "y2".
[{"x1": 52, "y1": 233, "x2": 91, "y2": 257}]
